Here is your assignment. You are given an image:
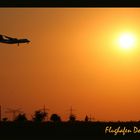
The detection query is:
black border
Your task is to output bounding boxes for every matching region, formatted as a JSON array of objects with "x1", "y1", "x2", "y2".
[
  {"x1": 0, "y1": 0, "x2": 140, "y2": 7},
  {"x1": 1, "y1": 0, "x2": 140, "y2": 140}
]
